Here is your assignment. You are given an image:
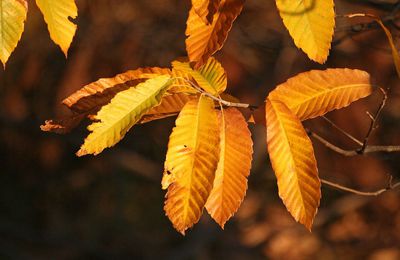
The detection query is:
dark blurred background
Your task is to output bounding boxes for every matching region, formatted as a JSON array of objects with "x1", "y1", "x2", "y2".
[{"x1": 1, "y1": 0, "x2": 400, "y2": 259}]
